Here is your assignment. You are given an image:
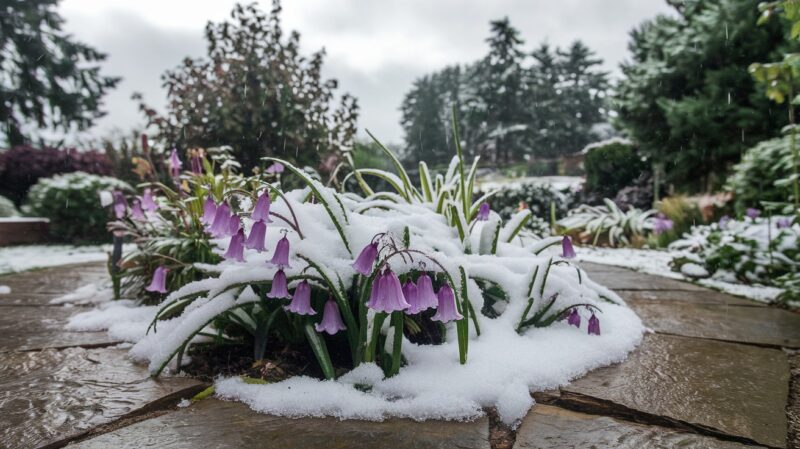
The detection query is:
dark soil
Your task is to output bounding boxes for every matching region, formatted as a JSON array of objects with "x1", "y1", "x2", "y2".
[
  {"x1": 486, "y1": 408, "x2": 516, "y2": 449},
  {"x1": 183, "y1": 343, "x2": 317, "y2": 383}
]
